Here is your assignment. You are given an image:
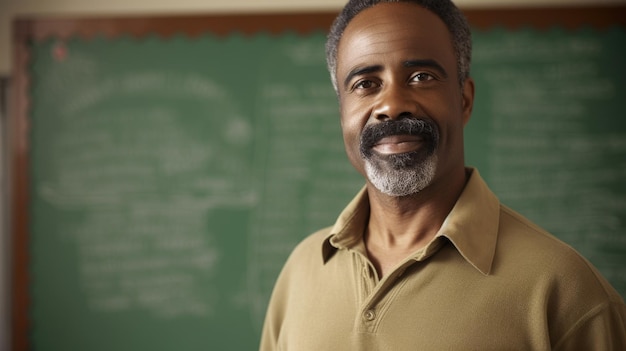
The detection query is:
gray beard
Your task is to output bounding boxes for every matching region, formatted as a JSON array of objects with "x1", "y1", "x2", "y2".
[
  {"x1": 364, "y1": 154, "x2": 437, "y2": 197},
  {"x1": 359, "y1": 118, "x2": 439, "y2": 197}
]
